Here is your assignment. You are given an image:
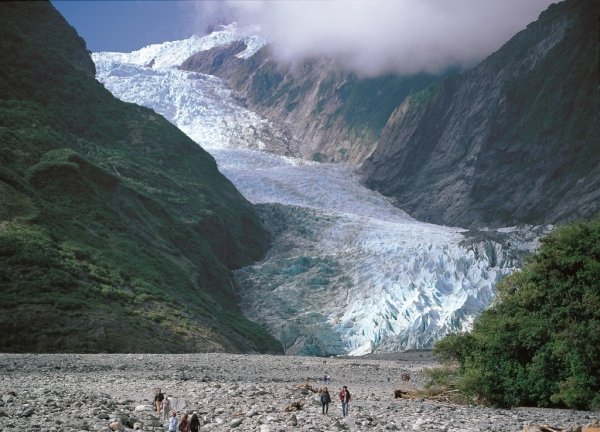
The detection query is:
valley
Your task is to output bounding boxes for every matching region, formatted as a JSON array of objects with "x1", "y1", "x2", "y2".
[{"x1": 93, "y1": 30, "x2": 541, "y2": 355}]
